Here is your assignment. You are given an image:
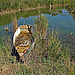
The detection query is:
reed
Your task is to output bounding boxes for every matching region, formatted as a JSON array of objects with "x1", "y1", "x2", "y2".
[
  {"x1": 13, "y1": 17, "x2": 18, "y2": 34},
  {"x1": 22, "y1": 14, "x2": 75, "y2": 75}
]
